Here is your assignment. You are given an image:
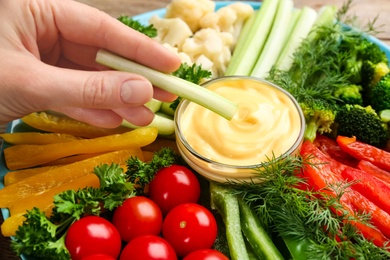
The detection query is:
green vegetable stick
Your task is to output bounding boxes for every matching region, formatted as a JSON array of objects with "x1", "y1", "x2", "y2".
[
  {"x1": 122, "y1": 112, "x2": 174, "y2": 136},
  {"x1": 224, "y1": 0, "x2": 280, "y2": 76},
  {"x1": 96, "y1": 49, "x2": 238, "y2": 120},
  {"x1": 238, "y1": 197, "x2": 284, "y2": 260},
  {"x1": 306, "y1": 5, "x2": 337, "y2": 41},
  {"x1": 210, "y1": 182, "x2": 250, "y2": 260},
  {"x1": 275, "y1": 6, "x2": 318, "y2": 71},
  {"x1": 250, "y1": 0, "x2": 294, "y2": 78},
  {"x1": 224, "y1": 10, "x2": 256, "y2": 76}
]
